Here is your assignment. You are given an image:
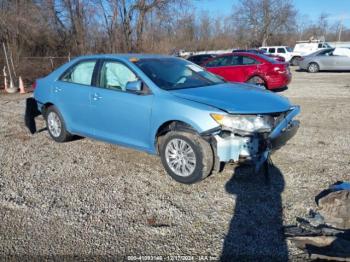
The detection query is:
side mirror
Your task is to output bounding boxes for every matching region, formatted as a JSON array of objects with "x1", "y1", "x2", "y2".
[{"x1": 126, "y1": 80, "x2": 142, "y2": 92}]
